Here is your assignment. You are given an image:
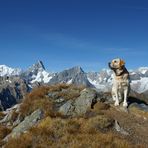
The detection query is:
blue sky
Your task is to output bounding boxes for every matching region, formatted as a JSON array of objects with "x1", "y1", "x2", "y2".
[{"x1": 0, "y1": 0, "x2": 148, "y2": 72}]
